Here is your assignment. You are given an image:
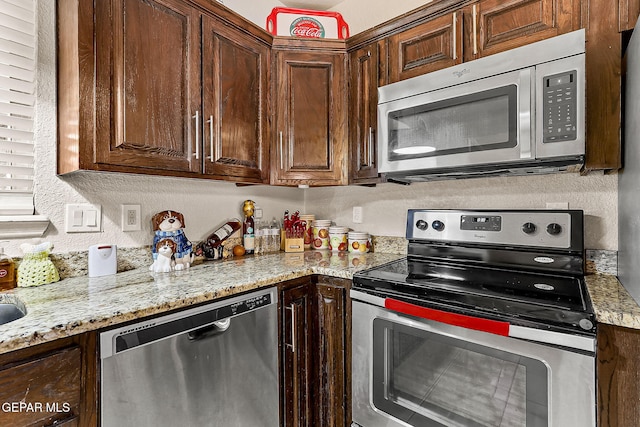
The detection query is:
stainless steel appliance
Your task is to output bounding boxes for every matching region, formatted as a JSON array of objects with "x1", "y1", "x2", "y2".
[
  {"x1": 378, "y1": 30, "x2": 586, "y2": 182},
  {"x1": 351, "y1": 209, "x2": 596, "y2": 427},
  {"x1": 100, "y1": 287, "x2": 279, "y2": 427},
  {"x1": 619, "y1": 17, "x2": 640, "y2": 303}
]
